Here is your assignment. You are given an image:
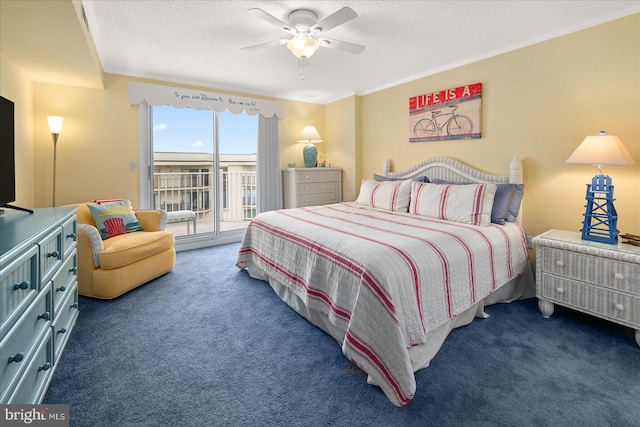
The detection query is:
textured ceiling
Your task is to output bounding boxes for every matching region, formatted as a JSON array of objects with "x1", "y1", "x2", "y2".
[{"x1": 4, "y1": 1, "x2": 639, "y2": 104}]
